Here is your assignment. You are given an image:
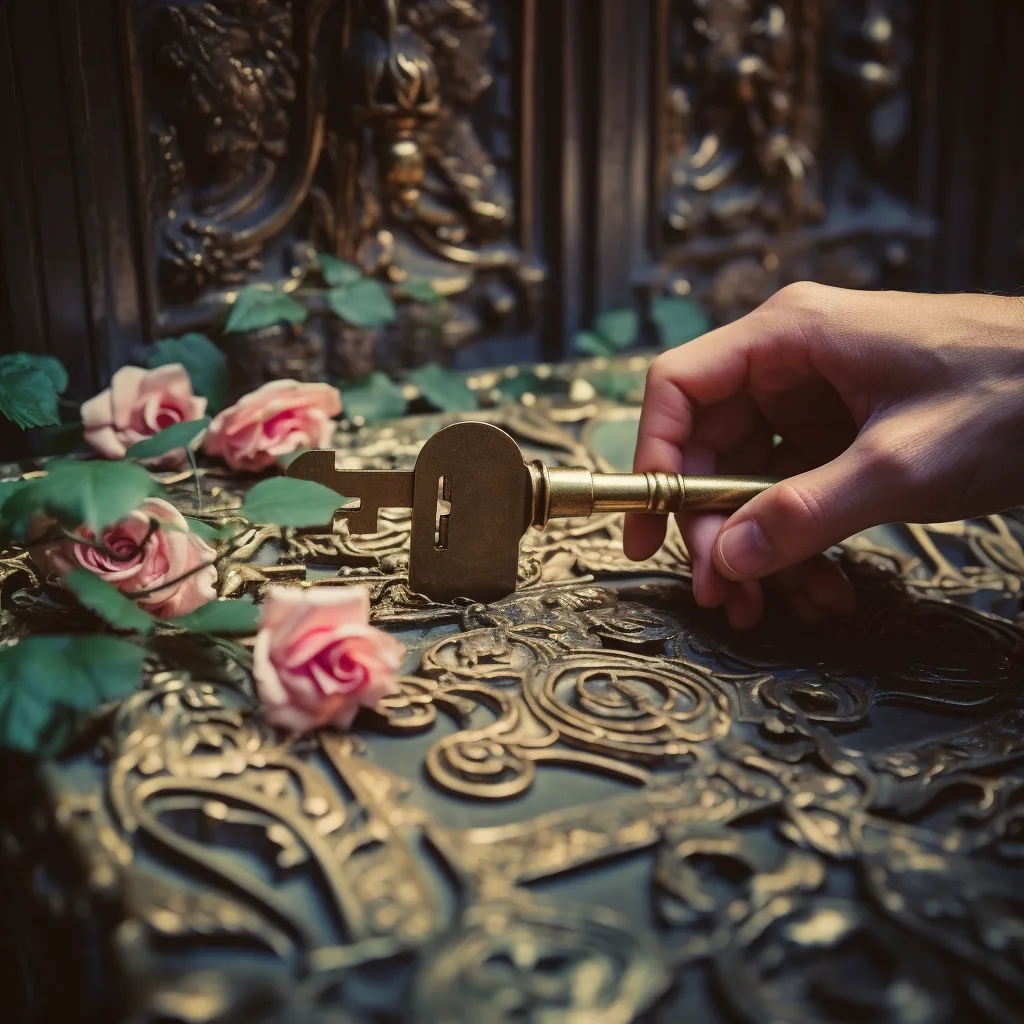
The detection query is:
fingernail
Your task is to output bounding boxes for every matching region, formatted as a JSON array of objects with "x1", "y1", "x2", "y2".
[{"x1": 718, "y1": 520, "x2": 775, "y2": 578}]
